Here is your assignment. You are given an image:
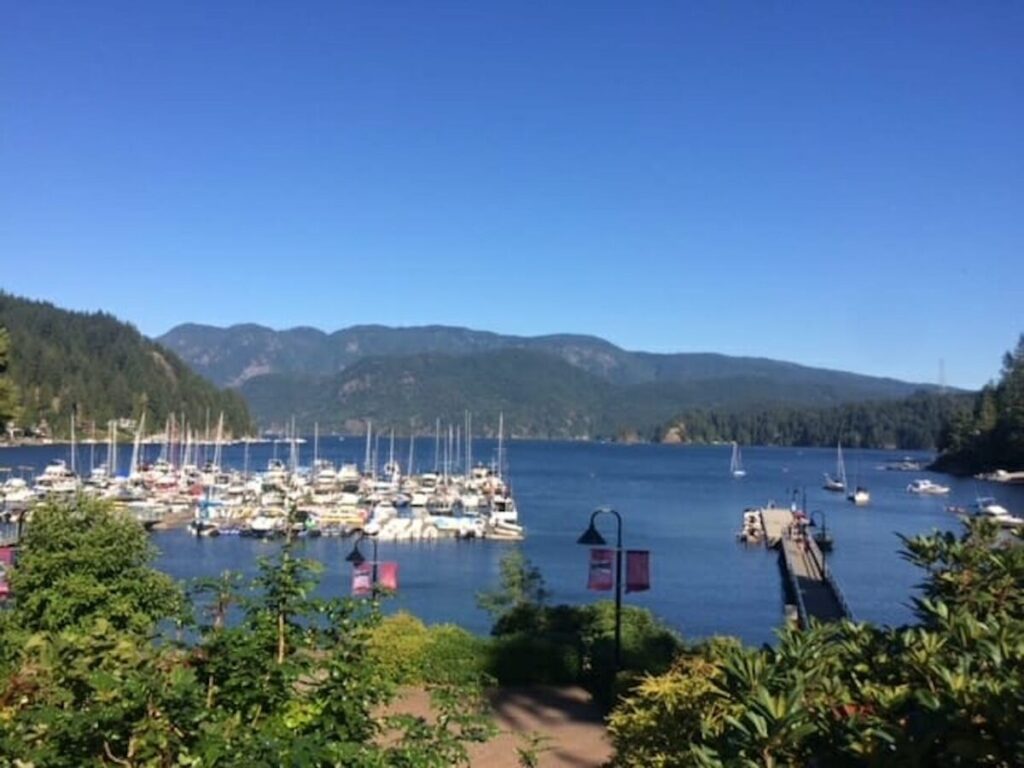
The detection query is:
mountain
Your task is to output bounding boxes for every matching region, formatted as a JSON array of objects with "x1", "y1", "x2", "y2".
[
  {"x1": 160, "y1": 322, "x2": 935, "y2": 399},
  {"x1": 0, "y1": 293, "x2": 252, "y2": 437},
  {"x1": 239, "y1": 349, "x2": 614, "y2": 437},
  {"x1": 158, "y1": 321, "x2": 953, "y2": 438}
]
